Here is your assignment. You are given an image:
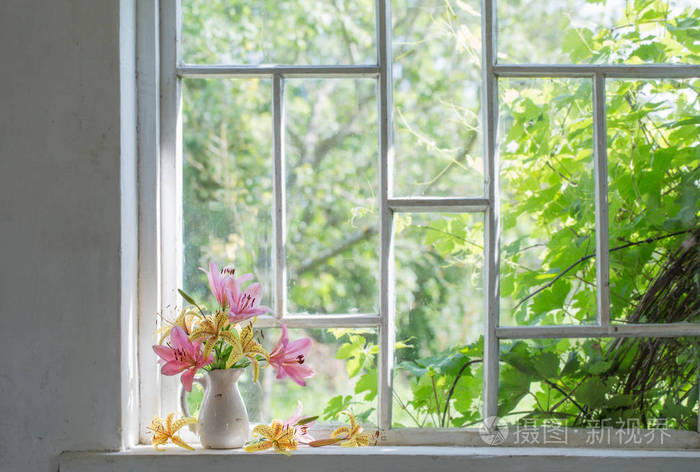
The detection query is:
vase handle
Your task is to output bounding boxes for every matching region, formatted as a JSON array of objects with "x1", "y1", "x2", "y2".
[{"x1": 179, "y1": 375, "x2": 206, "y2": 433}]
